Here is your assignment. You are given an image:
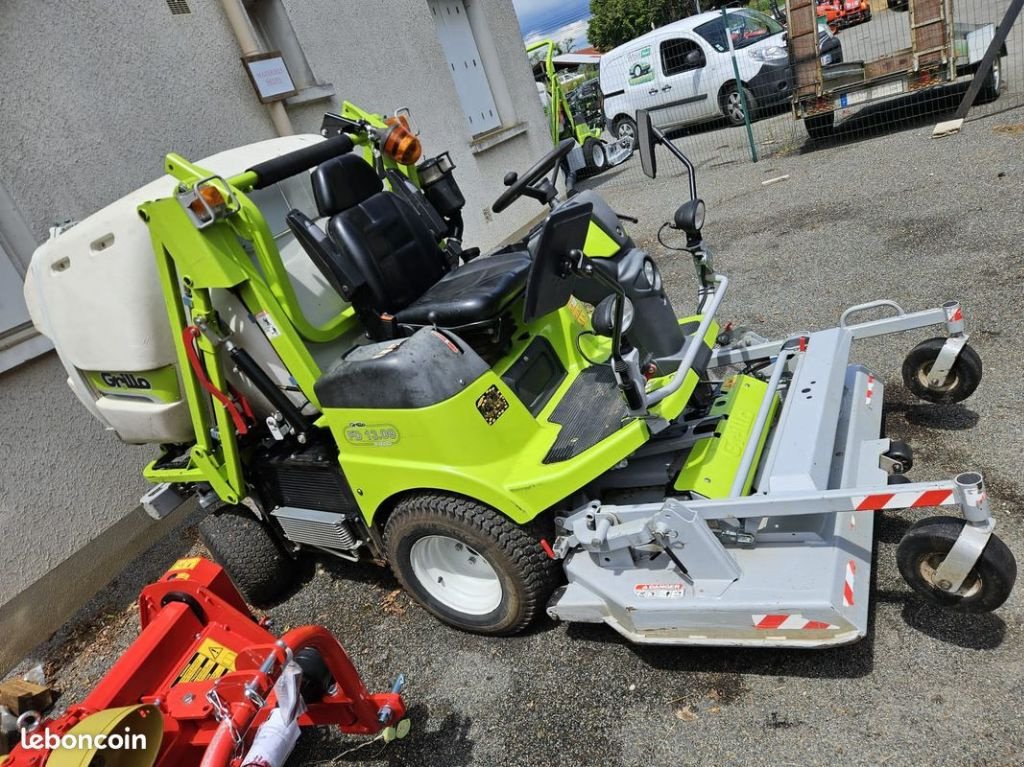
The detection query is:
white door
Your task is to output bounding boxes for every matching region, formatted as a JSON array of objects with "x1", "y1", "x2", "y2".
[
  {"x1": 655, "y1": 36, "x2": 712, "y2": 128},
  {"x1": 0, "y1": 244, "x2": 30, "y2": 337},
  {"x1": 429, "y1": 0, "x2": 502, "y2": 135}
]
